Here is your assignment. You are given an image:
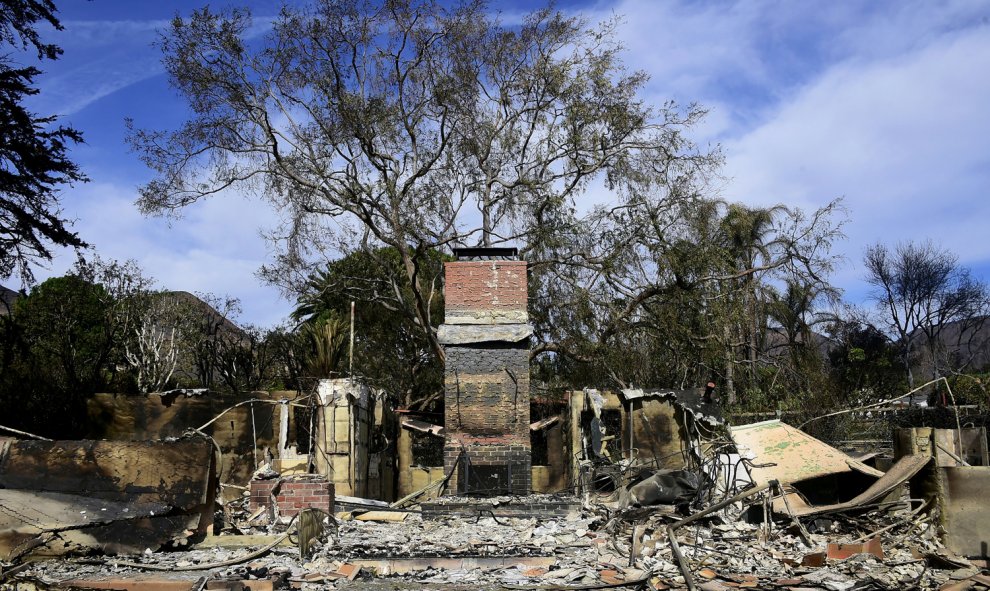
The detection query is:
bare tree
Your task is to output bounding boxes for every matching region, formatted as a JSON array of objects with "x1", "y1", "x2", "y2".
[
  {"x1": 124, "y1": 294, "x2": 182, "y2": 394},
  {"x1": 213, "y1": 324, "x2": 284, "y2": 394},
  {"x1": 129, "y1": 0, "x2": 716, "y2": 364},
  {"x1": 864, "y1": 240, "x2": 990, "y2": 391},
  {"x1": 184, "y1": 293, "x2": 242, "y2": 390},
  {"x1": 73, "y1": 256, "x2": 157, "y2": 386}
]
